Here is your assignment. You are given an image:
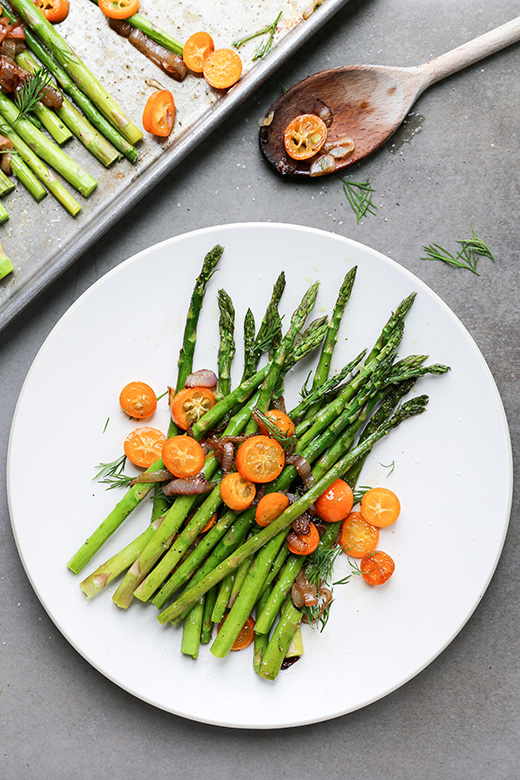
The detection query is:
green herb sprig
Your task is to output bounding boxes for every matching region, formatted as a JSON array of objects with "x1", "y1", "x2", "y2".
[
  {"x1": 421, "y1": 228, "x2": 495, "y2": 275},
  {"x1": 233, "y1": 12, "x2": 282, "y2": 61},
  {"x1": 14, "y1": 69, "x2": 53, "y2": 123},
  {"x1": 341, "y1": 178, "x2": 377, "y2": 223},
  {"x1": 93, "y1": 455, "x2": 133, "y2": 490},
  {"x1": 252, "y1": 407, "x2": 297, "y2": 452}
]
